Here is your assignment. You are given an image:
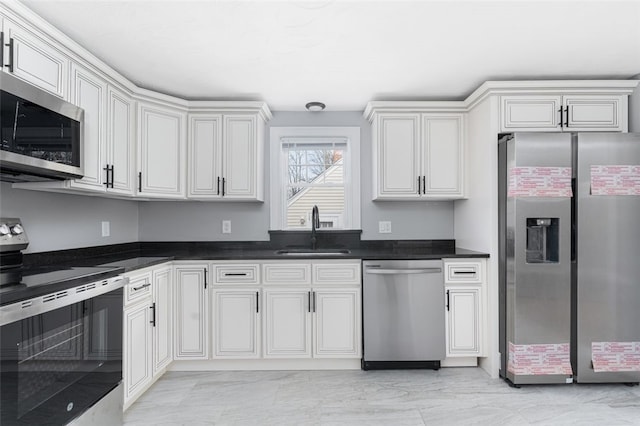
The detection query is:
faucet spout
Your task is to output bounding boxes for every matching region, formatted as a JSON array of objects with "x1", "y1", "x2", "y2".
[{"x1": 311, "y1": 205, "x2": 320, "y2": 250}]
